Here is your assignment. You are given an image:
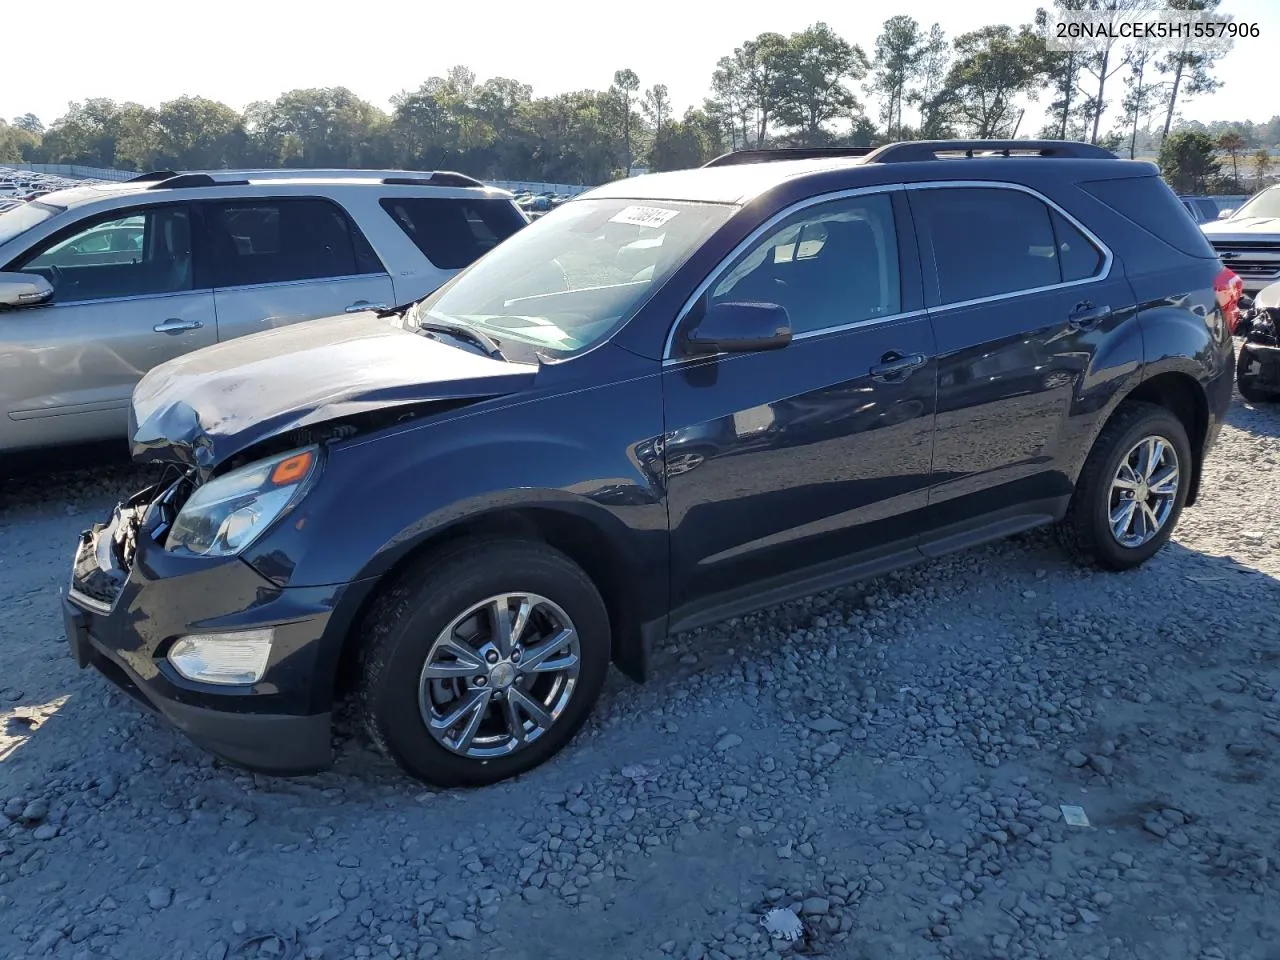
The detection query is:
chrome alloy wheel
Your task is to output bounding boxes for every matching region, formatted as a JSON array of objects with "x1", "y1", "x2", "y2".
[
  {"x1": 1108, "y1": 435, "x2": 1180, "y2": 548},
  {"x1": 418, "y1": 593, "x2": 581, "y2": 758}
]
